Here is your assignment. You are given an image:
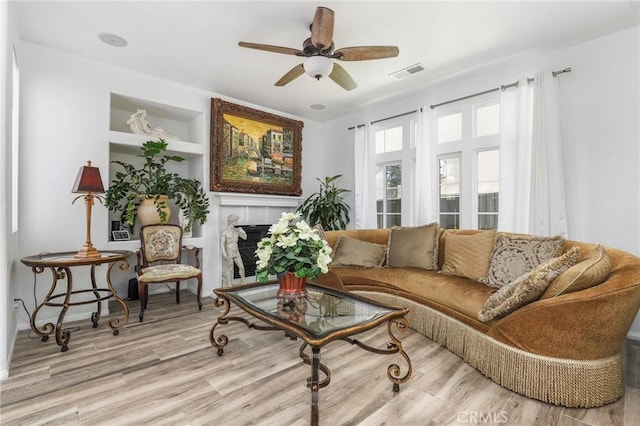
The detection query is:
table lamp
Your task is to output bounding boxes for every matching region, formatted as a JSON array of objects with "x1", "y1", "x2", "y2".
[{"x1": 72, "y1": 161, "x2": 105, "y2": 258}]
